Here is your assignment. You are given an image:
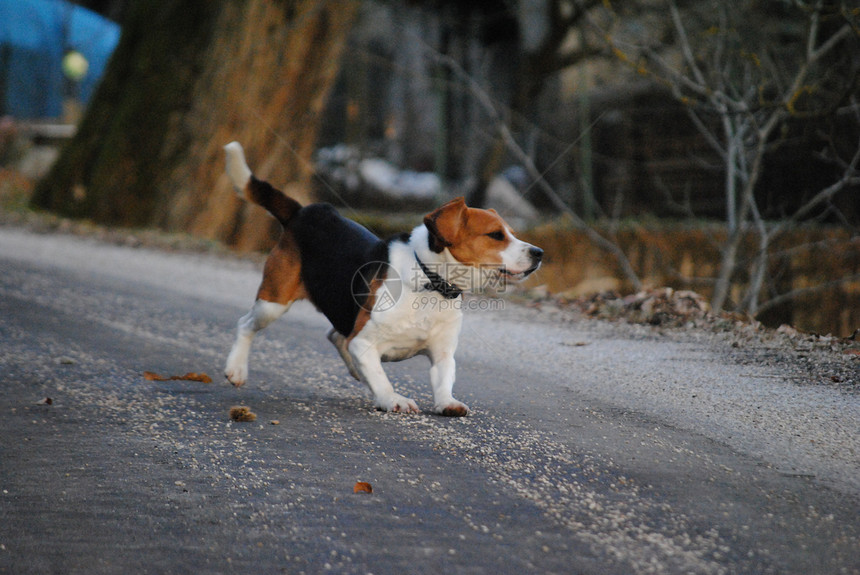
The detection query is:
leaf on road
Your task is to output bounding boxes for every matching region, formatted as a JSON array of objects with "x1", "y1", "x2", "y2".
[
  {"x1": 353, "y1": 481, "x2": 373, "y2": 494},
  {"x1": 143, "y1": 371, "x2": 213, "y2": 383},
  {"x1": 229, "y1": 406, "x2": 257, "y2": 422}
]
